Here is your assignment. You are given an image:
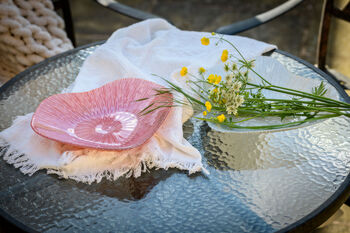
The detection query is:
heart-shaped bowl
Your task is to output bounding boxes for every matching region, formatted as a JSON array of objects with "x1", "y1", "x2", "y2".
[{"x1": 31, "y1": 78, "x2": 172, "y2": 150}]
